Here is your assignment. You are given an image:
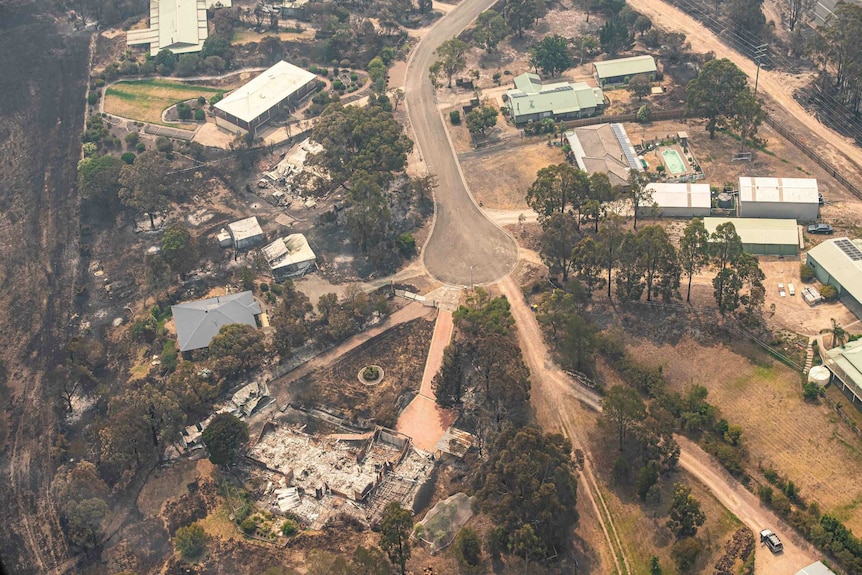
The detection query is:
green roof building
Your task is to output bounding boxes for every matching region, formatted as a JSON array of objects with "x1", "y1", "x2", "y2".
[
  {"x1": 593, "y1": 55, "x2": 657, "y2": 87},
  {"x1": 704, "y1": 217, "x2": 801, "y2": 256},
  {"x1": 806, "y1": 237, "x2": 862, "y2": 317},
  {"x1": 504, "y1": 73, "x2": 605, "y2": 125}
]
